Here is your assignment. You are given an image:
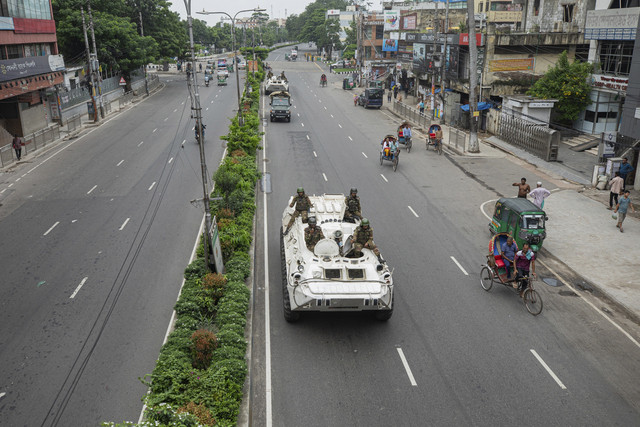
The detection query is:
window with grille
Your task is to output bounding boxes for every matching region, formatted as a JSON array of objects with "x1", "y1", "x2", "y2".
[{"x1": 599, "y1": 41, "x2": 634, "y2": 76}]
